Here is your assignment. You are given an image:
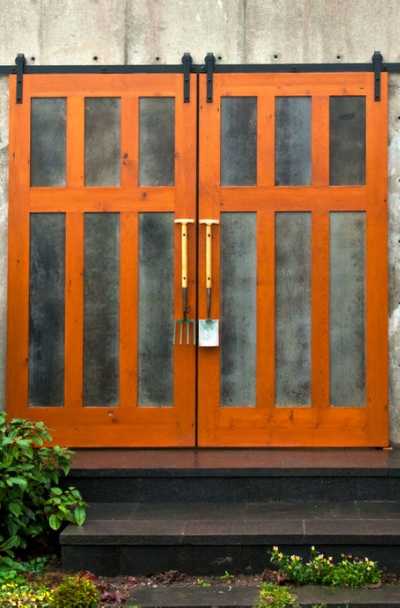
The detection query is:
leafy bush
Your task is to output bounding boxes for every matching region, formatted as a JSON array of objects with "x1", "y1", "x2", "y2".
[
  {"x1": 0, "y1": 581, "x2": 54, "y2": 607},
  {"x1": 52, "y1": 575, "x2": 100, "y2": 608},
  {"x1": 256, "y1": 583, "x2": 298, "y2": 608},
  {"x1": 270, "y1": 546, "x2": 381, "y2": 588},
  {"x1": 0, "y1": 412, "x2": 86, "y2": 557}
]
